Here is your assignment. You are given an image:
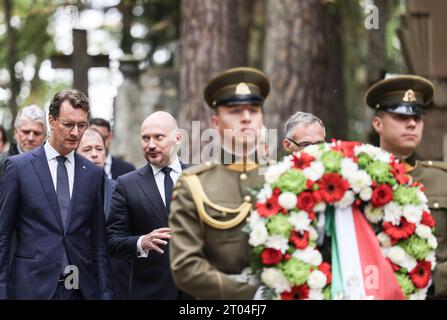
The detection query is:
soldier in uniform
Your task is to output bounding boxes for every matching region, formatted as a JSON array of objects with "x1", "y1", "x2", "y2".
[
  {"x1": 169, "y1": 67, "x2": 270, "y2": 299},
  {"x1": 366, "y1": 75, "x2": 447, "y2": 299}
]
